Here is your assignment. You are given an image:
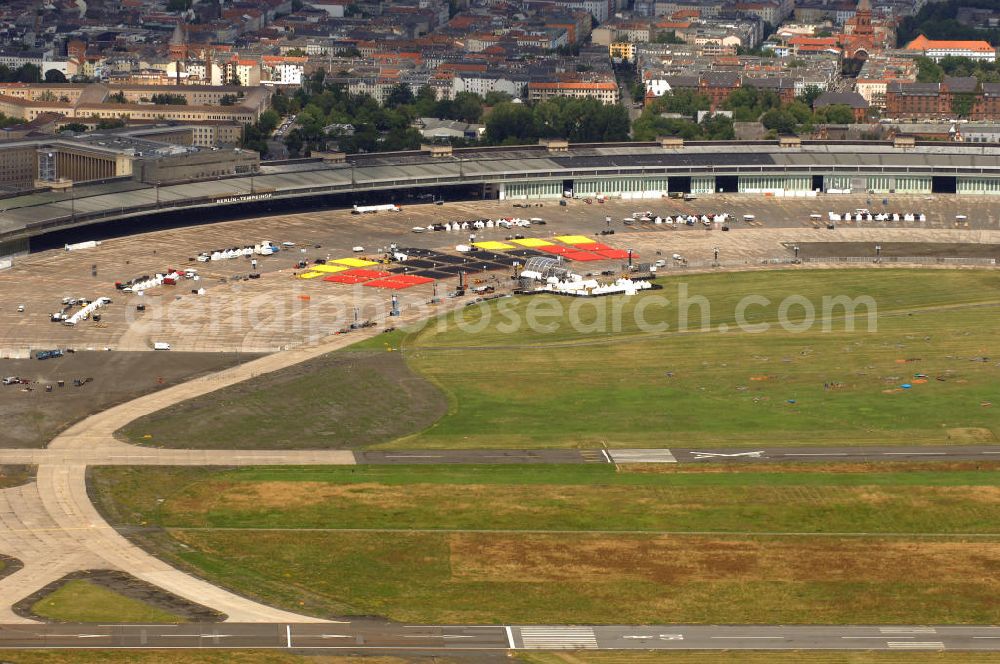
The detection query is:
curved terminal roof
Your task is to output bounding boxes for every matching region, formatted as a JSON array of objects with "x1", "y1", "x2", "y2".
[{"x1": 3, "y1": 140, "x2": 1000, "y2": 244}]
